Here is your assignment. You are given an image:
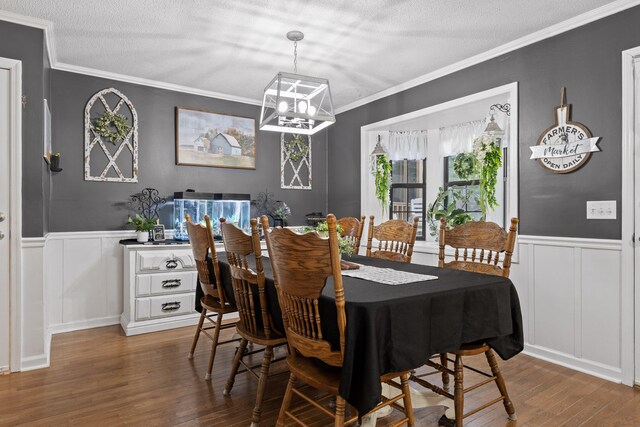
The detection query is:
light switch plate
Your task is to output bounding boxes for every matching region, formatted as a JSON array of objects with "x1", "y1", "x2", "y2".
[{"x1": 586, "y1": 200, "x2": 616, "y2": 219}]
